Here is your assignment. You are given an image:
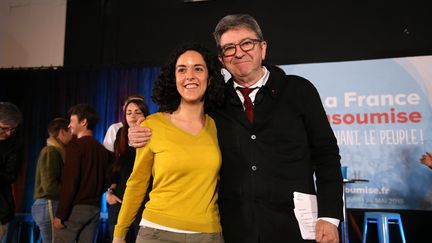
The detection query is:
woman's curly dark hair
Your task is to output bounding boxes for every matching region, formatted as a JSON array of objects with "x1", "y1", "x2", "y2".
[{"x1": 152, "y1": 43, "x2": 225, "y2": 113}]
